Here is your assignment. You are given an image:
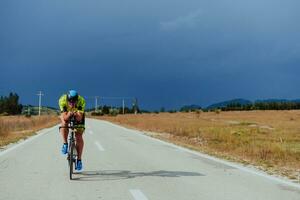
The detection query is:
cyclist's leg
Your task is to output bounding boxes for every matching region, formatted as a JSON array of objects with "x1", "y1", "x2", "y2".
[
  {"x1": 60, "y1": 113, "x2": 68, "y2": 143},
  {"x1": 75, "y1": 112, "x2": 85, "y2": 160},
  {"x1": 75, "y1": 131, "x2": 84, "y2": 160}
]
